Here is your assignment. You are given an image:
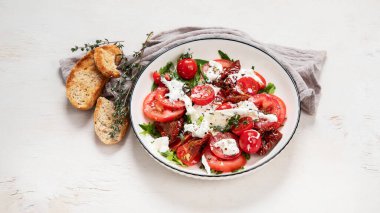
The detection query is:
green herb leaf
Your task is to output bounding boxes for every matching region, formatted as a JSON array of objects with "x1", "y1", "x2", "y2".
[
  {"x1": 258, "y1": 82, "x2": 276, "y2": 94},
  {"x1": 139, "y1": 122, "x2": 161, "y2": 138},
  {"x1": 211, "y1": 169, "x2": 223, "y2": 174},
  {"x1": 196, "y1": 115, "x2": 204, "y2": 125},
  {"x1": 159, "y1": 62, "x2": 174, "y2": 75},
  {"x1": 161, "y1": 150, "x2": 186, "y2": 166},
  {"x1": 195, "y1": 59, "x2": 209, "y2": 83},
  {"x1": 242, "y1": 152, "x2": 251, "y2": 160},
  {"x1": 211, "y1": 114, "x2": 240, "y2": 133},
  {"x1": 151, "y1": 83, "x2": 158, "y2": 91},
  {"x1": 184, "y1": 115, "x2": 192, "y2": 124},
  {"x1": 218, "y1": 50, "x2": 233, "y2": 61},
  {"x1": 178, "y1": 49, "x2": 193, "y2": 60},
  {"x1": 232, "y1": 167, "x2": 244, "y2": 173}
]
